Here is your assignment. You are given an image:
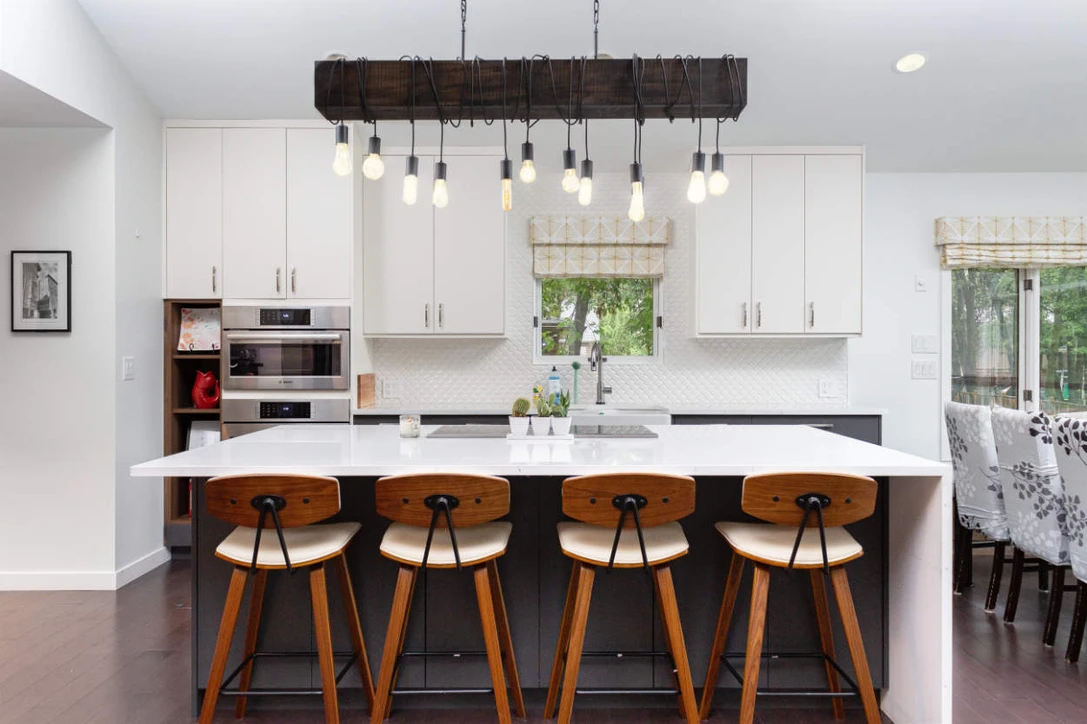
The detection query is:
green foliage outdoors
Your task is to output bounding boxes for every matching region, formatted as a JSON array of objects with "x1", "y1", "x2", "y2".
[{"x1": 540, "y1": 278, "x2": 654, "y2": 357}]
